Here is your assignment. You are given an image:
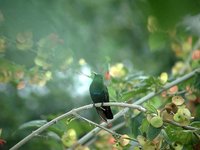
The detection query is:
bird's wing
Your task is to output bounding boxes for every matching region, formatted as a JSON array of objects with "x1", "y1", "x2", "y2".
[{"x1": 104, "y1": 86, "x2": 109, "y2": 102}]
